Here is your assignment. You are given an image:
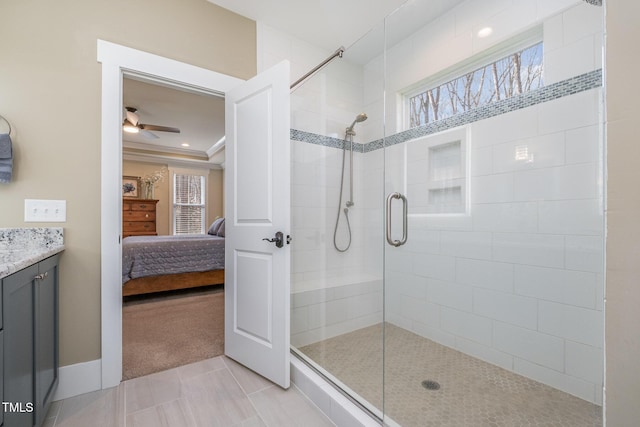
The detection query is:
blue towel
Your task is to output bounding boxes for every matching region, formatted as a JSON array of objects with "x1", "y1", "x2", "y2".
[
  {"x1": 0, "y1": 133, "x2": 12, "y2": 183},
  {"x1": 0, "y1": 134, "x2": 10, "y2": 158}
]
